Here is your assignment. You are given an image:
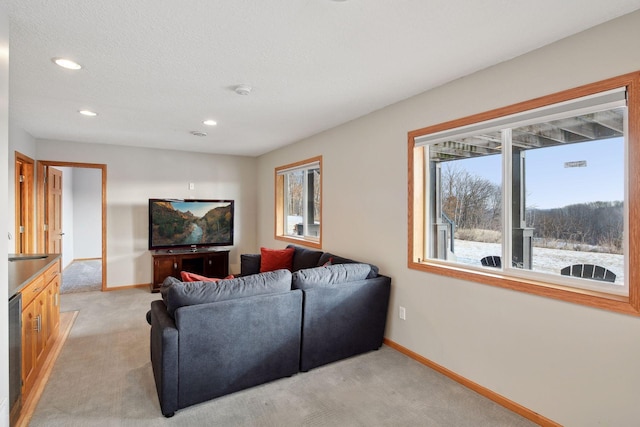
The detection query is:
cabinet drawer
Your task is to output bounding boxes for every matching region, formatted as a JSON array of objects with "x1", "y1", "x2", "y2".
[
  {"x1": 21, "y1": 275, "x2": 45, "y2": 308},
  {"x1": 43, "y1": 260, "x2": 60, "y2": 284}
]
